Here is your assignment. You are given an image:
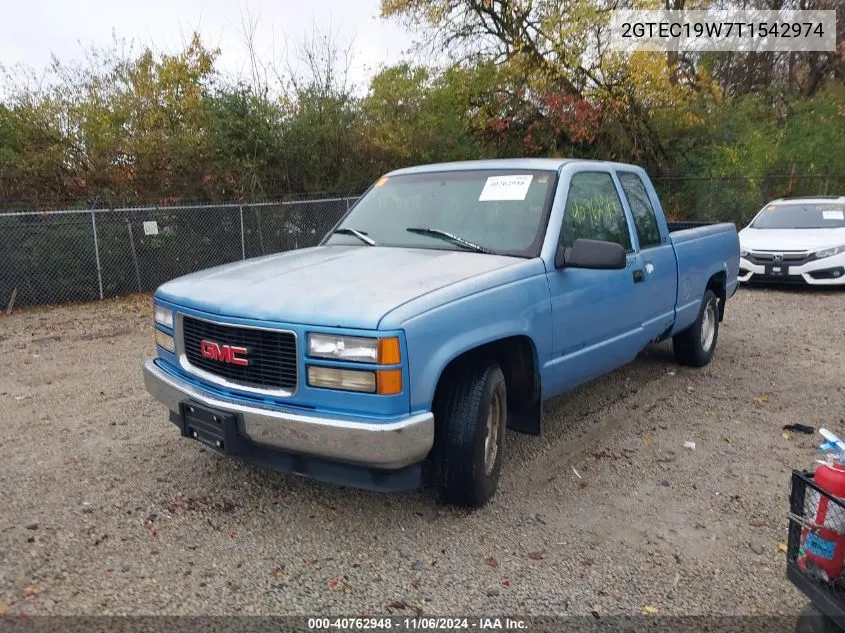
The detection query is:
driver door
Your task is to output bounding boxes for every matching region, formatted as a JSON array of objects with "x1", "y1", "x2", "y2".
[{"x1": 543, "y1": 170, "x2": 647, "y2": 397}]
